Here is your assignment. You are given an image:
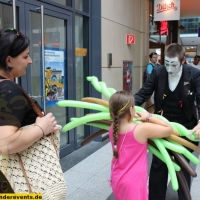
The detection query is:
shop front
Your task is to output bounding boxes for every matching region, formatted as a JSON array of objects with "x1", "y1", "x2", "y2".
[{"x1": 0, "y1": 0, "x2": 101, "y2": 157}]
